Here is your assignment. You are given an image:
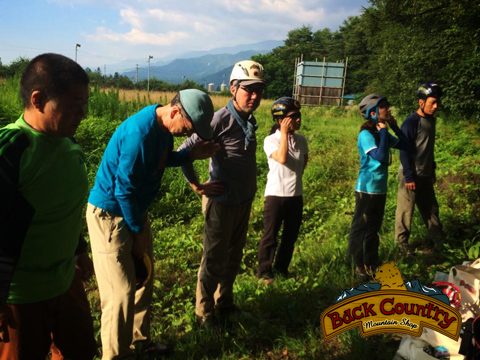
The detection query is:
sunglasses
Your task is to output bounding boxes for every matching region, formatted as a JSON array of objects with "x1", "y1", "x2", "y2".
[
  {"x1": 240, "y1": 85, "x2": 265, "y2": 95},
  {"x1": 287, "y1": 112, "x2": 301, "y2": 120}
]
